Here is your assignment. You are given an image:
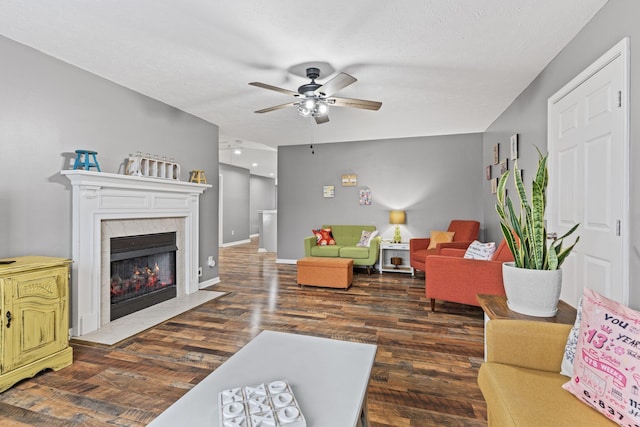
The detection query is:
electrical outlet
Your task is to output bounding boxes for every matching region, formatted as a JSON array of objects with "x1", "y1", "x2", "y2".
[
  {"x1": 231, "y1": 230, "x2": 235, "y2": 235},
  {"x1": 198, "y1": 267, "x2": 203, "y2": 277}
]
